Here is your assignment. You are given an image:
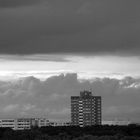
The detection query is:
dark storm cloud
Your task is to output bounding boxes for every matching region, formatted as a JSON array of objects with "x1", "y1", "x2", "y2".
[
  {"x1": 0, "y1": 54, "x2": 70, "y2": 62},
  {"x1": 0, "y1": 0, "x2": 44, "y2": 8},
  {"x1": 0, "y1": 0, "x2": 140, "y2": 55}
]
